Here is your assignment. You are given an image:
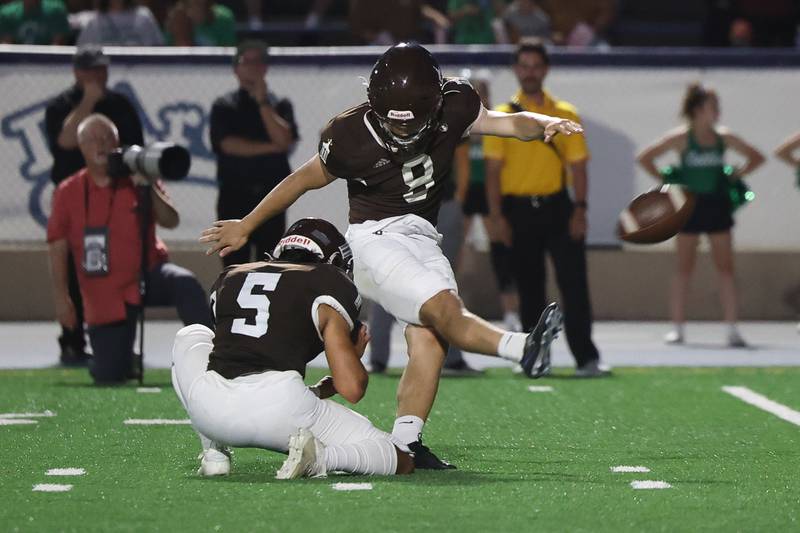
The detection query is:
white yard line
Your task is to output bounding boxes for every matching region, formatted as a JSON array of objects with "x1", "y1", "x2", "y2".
[
  {"x1": 527, "y1": 385, "x2": 554, "y2": 392},
  {"x1": 32, "y1": 484, "x2": 73, "y2": 492},
  {"x1": 46, "y1": 468, "x2": 85, "y2": 476},
  {"x1": 611, "y1": 466, "x2": 650, "y2": 473},
  {"x1": 722, "y1": 386, "x2": 800, "y2": 427},
  {"x1": 136, "y1": 387, "x2": 162, "y2": 393},
  {"x1": 0, "y1": 419, "x2": 37, "y2": 425},
  {"x1": 331, "y1": 482, "x2": 373, "y2": 491},
  {"x1": 124, "y1": 419, "x2": 191, "y2": 425},
  {"x1": 0, "y1": 410, "x2": 55, "y2": 419},
  {"x1": 630, "y1": 481, "x2": 671, "y2": 490}
]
